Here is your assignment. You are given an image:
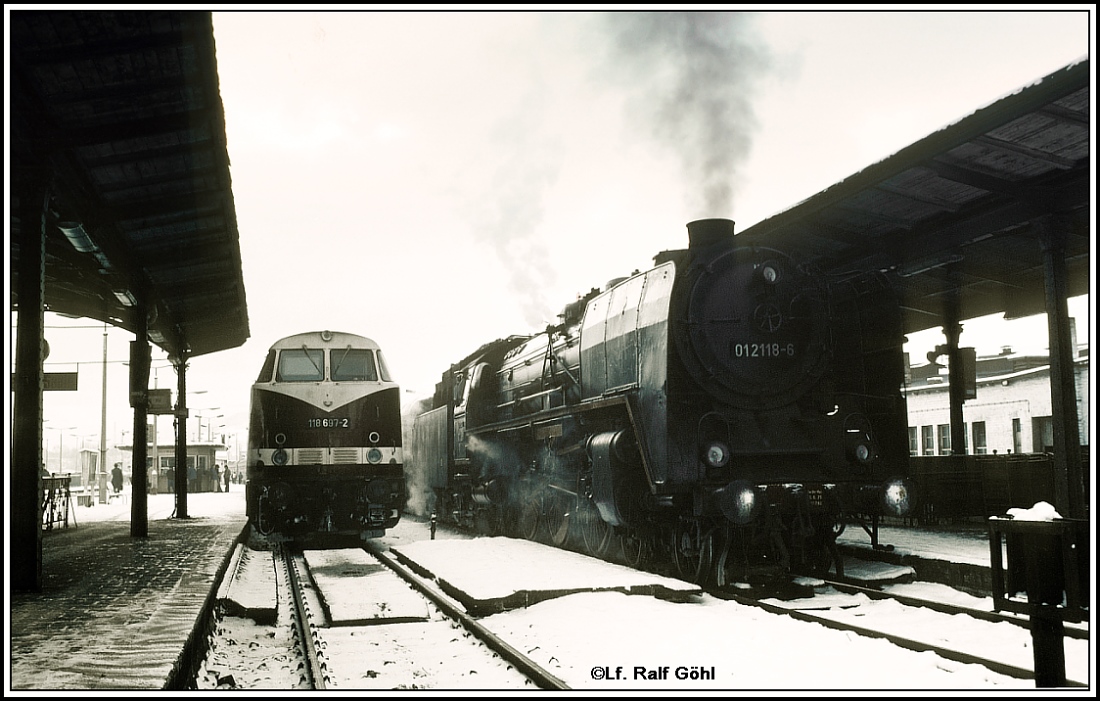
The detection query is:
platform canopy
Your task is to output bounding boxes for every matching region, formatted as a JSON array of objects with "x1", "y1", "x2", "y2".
[
  {"x1": 737, "y1": 59, "x2": 1090, "y2": 337},
  {"x1": 9, "y1": 10, "x2": 249, "y2": 359}
]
